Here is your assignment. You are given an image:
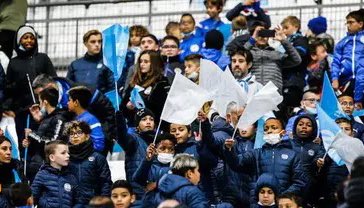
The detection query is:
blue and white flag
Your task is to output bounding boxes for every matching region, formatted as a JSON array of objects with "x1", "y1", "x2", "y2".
[
  {"x1": 5, "y1": 127, "x2": 20, "y2": 160},
  {"x1": 102, "y1": 24, "x2": 129, "y2": 81},
  {"x1": 317, "y1": 104, "x2": 345, "y2": 166},
  {"x1": 105, "y1": 90, "x2": 122, "y2": 111},
  {"x1": 254, "y1": 118, "x2": 265, "y2": 149},
  {"x1": 320, "y1": 72, "x2": 349, "y2": 120},
  {"x1": 130, "y1": 87, "x2": 145, "y2": 109}
]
